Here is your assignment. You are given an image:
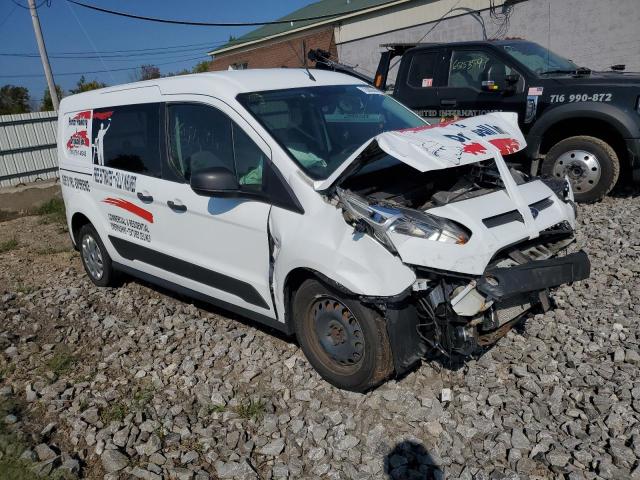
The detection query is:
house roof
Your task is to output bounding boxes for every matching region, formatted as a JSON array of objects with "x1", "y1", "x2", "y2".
[{"x1": 208, "y1": 0, "x2": 408, "y2": 56}]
